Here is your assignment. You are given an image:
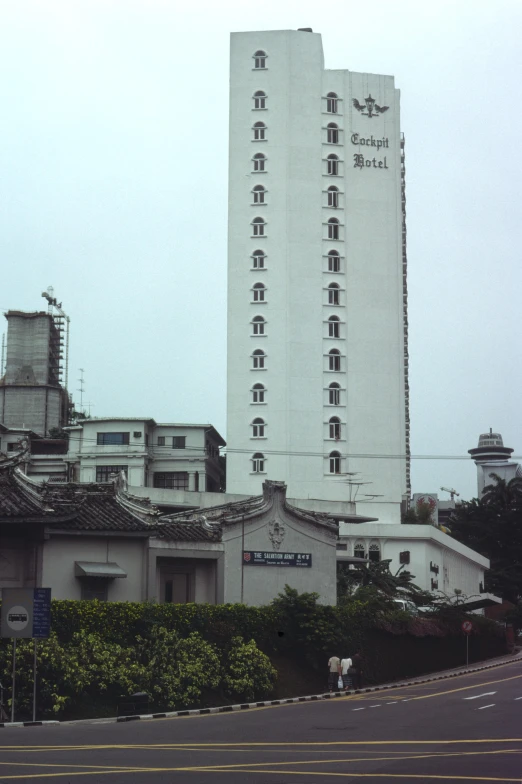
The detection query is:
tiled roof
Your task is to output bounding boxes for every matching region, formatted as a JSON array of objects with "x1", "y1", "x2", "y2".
[
  {"x1": 55, "y1": 496, "x2": 153, "y2": 532},
  {"x1": 0, "y1": 467, "x2": 154, "y2": 532},
  {"x1": 154, "y1": 520, "x2": 221, "y2": 542},
  {"x1": 0, "y1": 470, "x2": 51, "y2": 518}
]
